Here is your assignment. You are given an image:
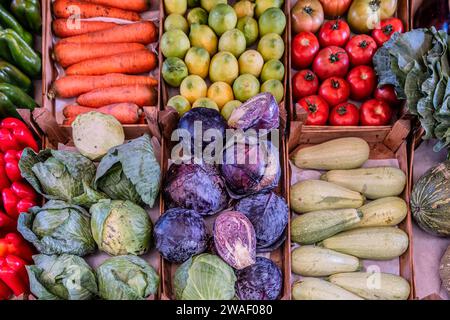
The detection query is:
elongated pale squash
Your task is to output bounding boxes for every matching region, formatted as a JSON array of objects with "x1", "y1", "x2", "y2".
[
  {"x1": 292, "y1": 278, "x2": 363, "y2": 300},
  {"x1": 321, "y1": 167, "x2": 407, "y2": 199},
  {"x1": 351, "y1": 197, "x2": 407, "y2": 228},
  {"x1": 291, "y1": 208, "x2": 362, "y2": 244},
  {"x1": 290, "y1": 180, "x2": 365, "y2": 213},
  {"x1": 329, "y1": 272, "x2": 411, "y2": 300},
  {"x1": 293, "y1": 137, "x2": 370, "y2": 170},
  {"x1": 321, "y1": 227, "x2": 409, "y2": 260},
  {"x1": 291, "y1": 246, "x2": 361, "y2": 276}
]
